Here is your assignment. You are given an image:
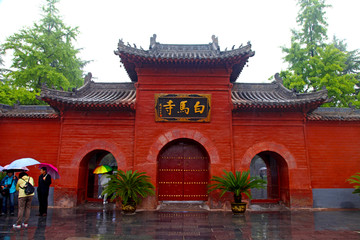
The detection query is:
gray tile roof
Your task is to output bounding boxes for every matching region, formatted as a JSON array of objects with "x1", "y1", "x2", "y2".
[
  {"x1": 231, "y1": 81, "x2": 329, "y2": 111},
  {"x1": 307, "y1": 107, "x2": 360, "y2": 121},
  {"x1": 115, "y1": 35, "x2": 255, "y2": 82},
  {"x1": 3, "y1": 81, "x2": 359, "y2": 121},
  {"x1": 0, "y1": 104, "x2": 58, "y2": 119},
  {"x1": 40, "y1": 81, "x2": 136, "y2": 111},
  {"x1": 39, "y1": 80, "x2": 328, "y2": 112}
]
